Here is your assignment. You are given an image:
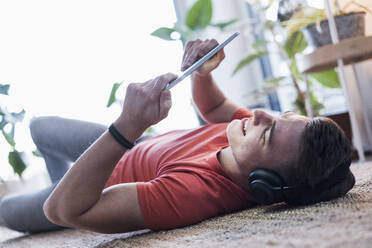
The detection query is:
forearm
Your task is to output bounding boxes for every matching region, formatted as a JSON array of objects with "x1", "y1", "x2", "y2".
[
  {"x1": 42, "y1": 73, "x2": 174, "y2": 232},
  {"x1": 191, "y1": 72, "x2": 227, "y2": 121},
  {"x1": 43, "y1": 117, "x2": 142, "y2": 224}
]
